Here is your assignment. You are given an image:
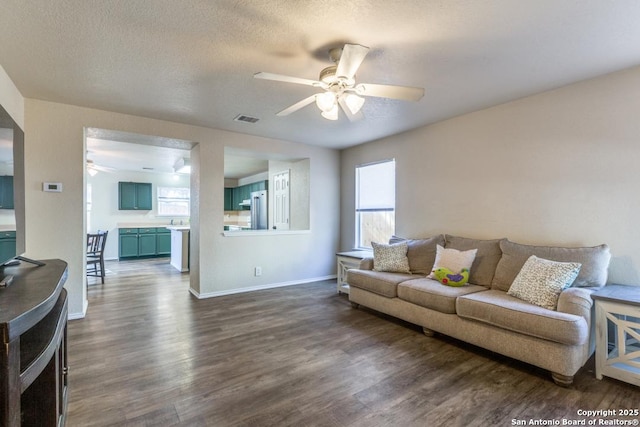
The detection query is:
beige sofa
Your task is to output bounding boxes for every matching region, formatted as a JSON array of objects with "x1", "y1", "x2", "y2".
[{"x1": 346, "y1": 235, "x2": 611, "y2": 386}]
